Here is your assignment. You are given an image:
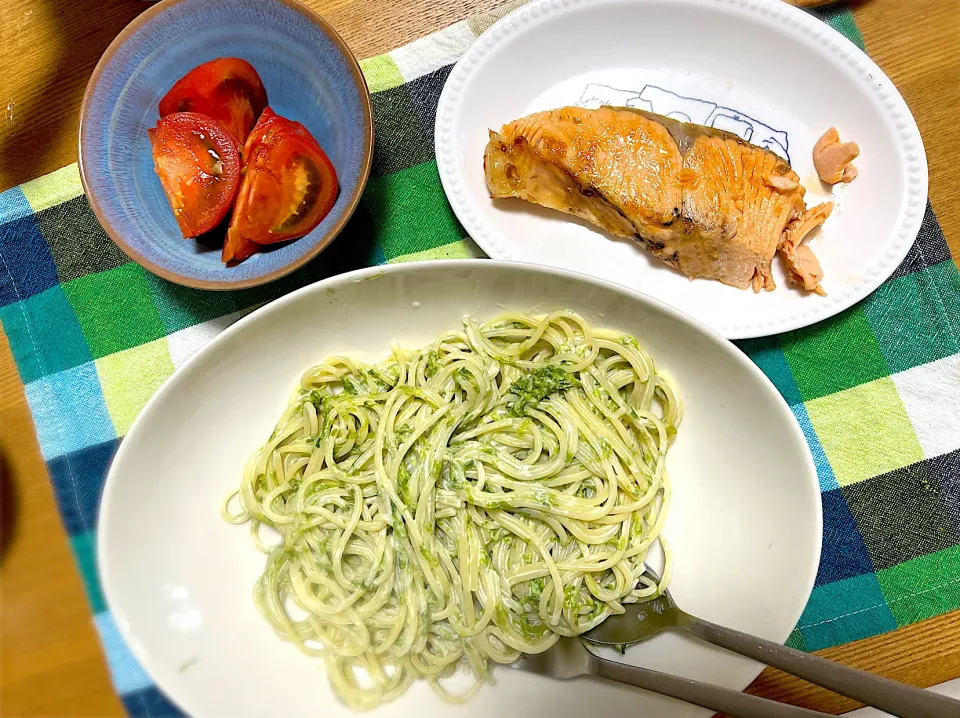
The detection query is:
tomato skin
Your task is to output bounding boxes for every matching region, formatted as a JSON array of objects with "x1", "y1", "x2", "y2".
[
  {"x1": 149, "y1": 112, "x2": 241, "y2": 238},
  {"x1": 159, "y1": 58, "x2": 267, "y2": 144},
  {"x1": 225, "y1": 108, "x2": 338, "y2": 257}
]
